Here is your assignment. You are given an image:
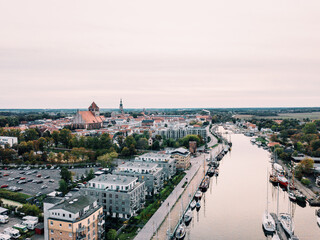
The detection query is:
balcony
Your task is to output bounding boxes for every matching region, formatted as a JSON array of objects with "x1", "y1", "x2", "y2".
[
  {"x1": 98, "y1": 220, "x2": 105, "y2": 226},
  {"x1": 76, "y1": 226, "x2": 86, "y2": 233},
  {"x1": 76, "y1": 233, "x2": 86, "y2": 240}
]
